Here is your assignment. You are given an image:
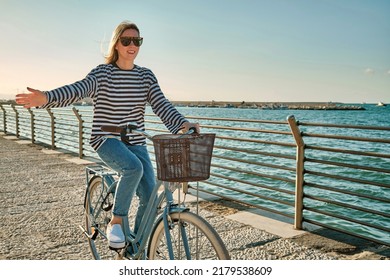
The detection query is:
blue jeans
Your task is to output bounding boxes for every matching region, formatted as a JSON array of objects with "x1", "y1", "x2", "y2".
[{"x1": 96, "y1": 138, "x2": 156, "y2": 233}]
